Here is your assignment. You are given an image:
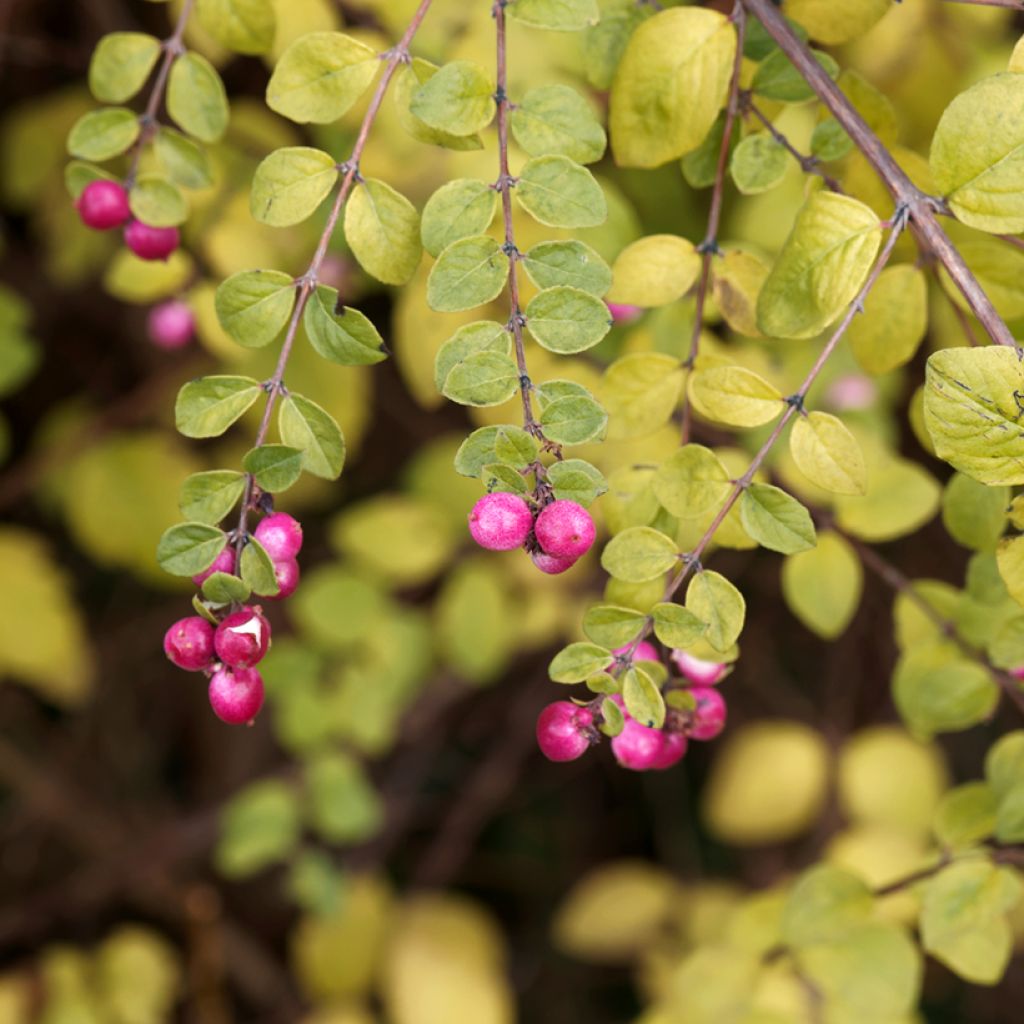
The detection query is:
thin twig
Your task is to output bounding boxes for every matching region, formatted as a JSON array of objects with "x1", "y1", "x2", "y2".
[{"x1": 942, "y1": 0, "x2": 1024, "y2": 9}]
